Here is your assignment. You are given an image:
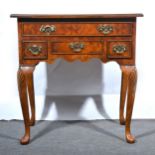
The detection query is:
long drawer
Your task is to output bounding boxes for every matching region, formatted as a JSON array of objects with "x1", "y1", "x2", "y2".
[{"x1": 22, "y1": 23, "x2": 132, "y2": 36}]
